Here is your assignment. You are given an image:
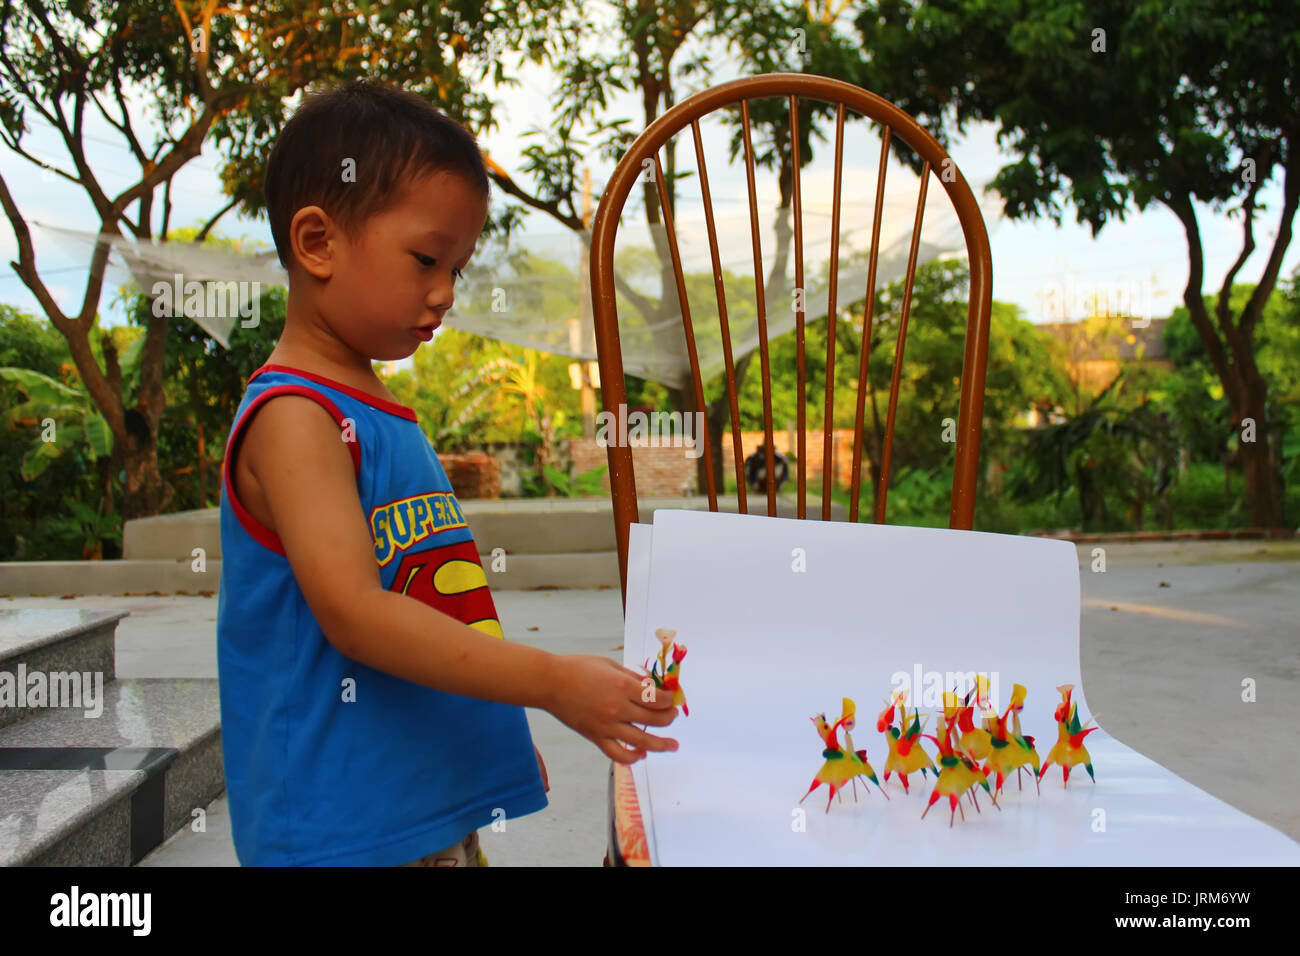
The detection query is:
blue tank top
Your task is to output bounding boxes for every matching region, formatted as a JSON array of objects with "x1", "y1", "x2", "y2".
[{"x1": 216, "y1": 364, "x2": 547, "y2": 865}]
